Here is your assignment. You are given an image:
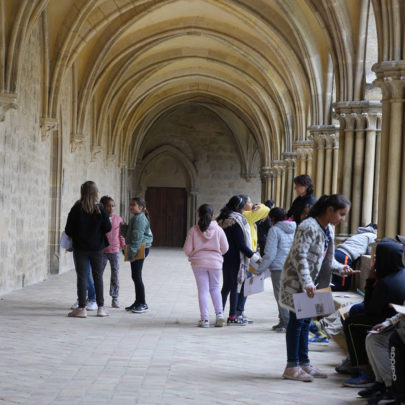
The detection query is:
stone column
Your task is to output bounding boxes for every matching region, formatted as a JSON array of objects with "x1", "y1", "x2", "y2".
[
  {"x1": 334, "y1": 101, "x2": 382, "y2": 234},
  {"x1": 308, "y1": 126, "x2": 338, "y2": 198},
  {"x1": 282, "y1": 152, "x2": 297, "y2": 209},
  {"x1": 271, "y1": 161, "x2": 283, "y2": 207},
  {"x1": 260, "y1": 166, "x2": 273, "y2": 201},
  {"x1": 323, "y1": 132, "x2": 339, "y2": 195},
  {"x1": 293, "y1": 140, "x2": 313, "y2": 177},
  {"x1": 372, "y1": 61, "x2": 405, "y2": 237}
]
